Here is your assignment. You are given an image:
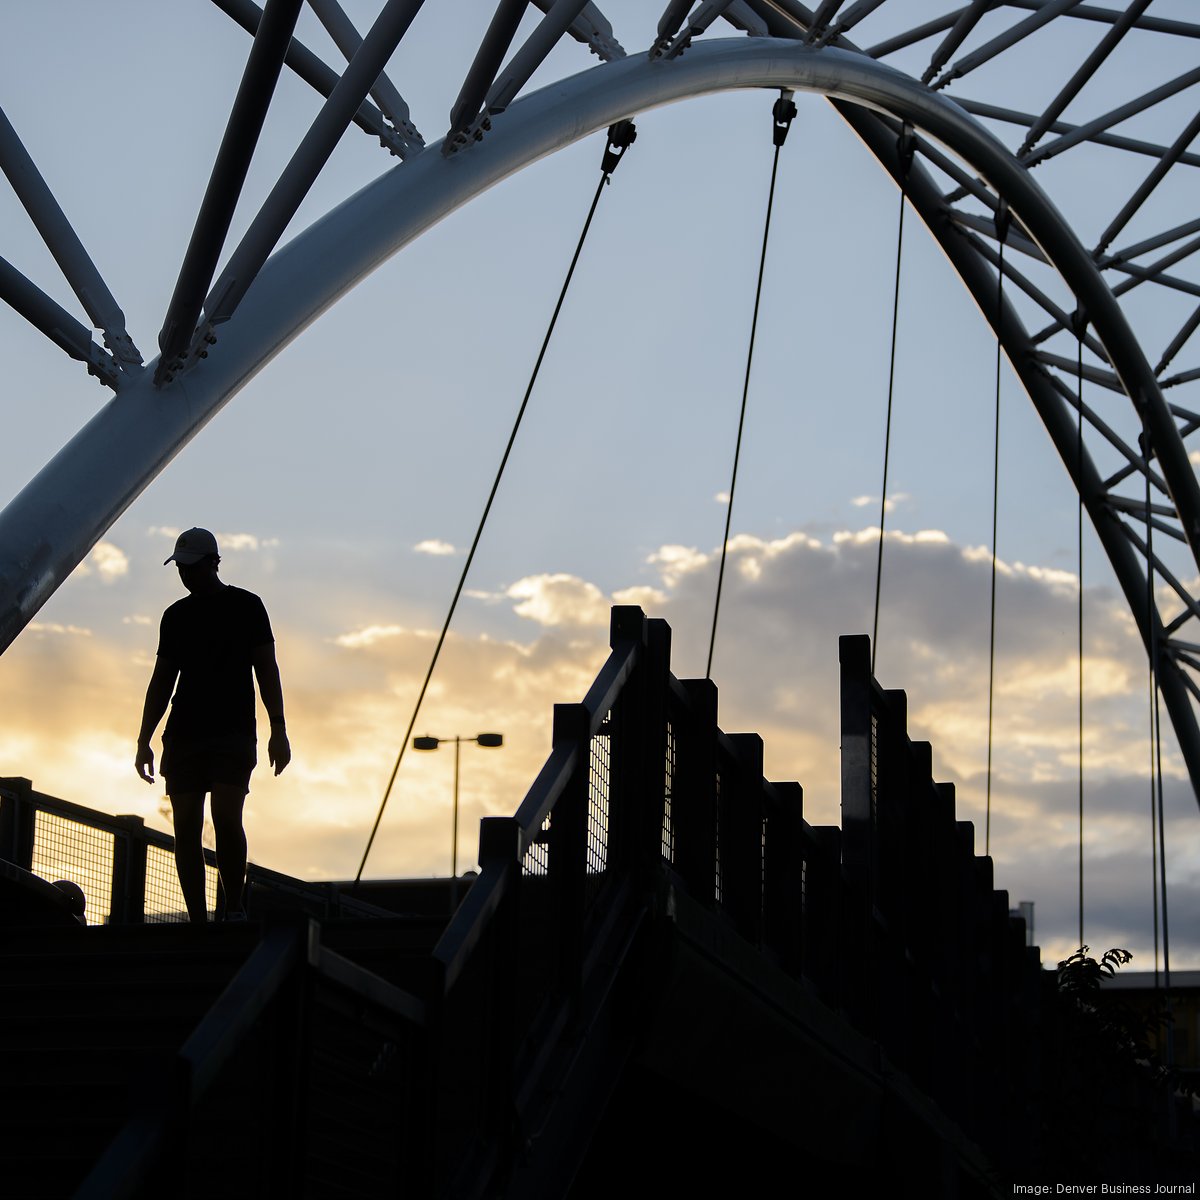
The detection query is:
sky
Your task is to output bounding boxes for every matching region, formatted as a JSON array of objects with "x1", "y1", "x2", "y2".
[{"x1": 1, "y1": 1, "x2": 1199, "y2": 969}]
